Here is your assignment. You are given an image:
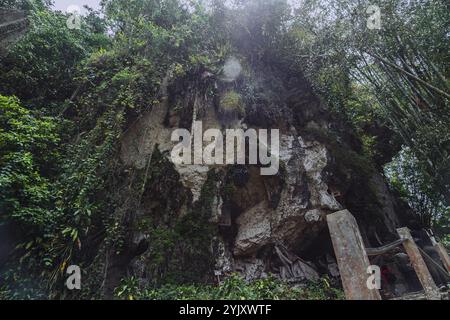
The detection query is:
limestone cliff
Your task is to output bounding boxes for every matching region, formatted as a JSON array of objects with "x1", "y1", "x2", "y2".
[{"x1": 97, "y1": 56, "x2": 411, "y2": 295}]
